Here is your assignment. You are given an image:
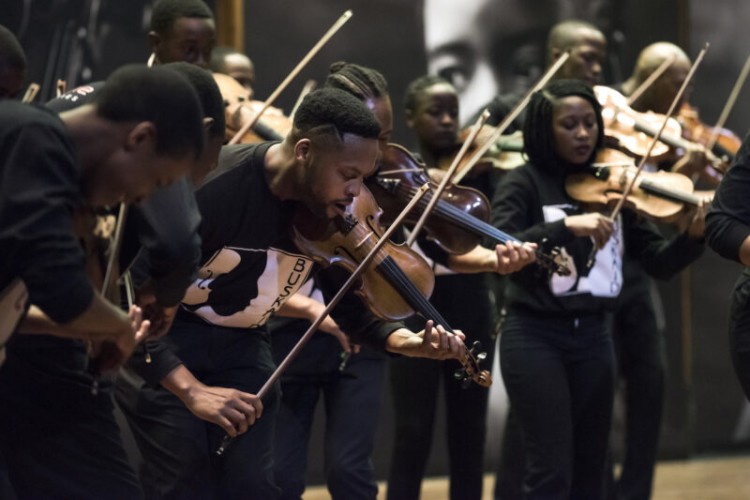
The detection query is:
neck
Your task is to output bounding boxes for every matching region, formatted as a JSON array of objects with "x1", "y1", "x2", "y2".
[
  {"x1": 60, "y1": 105, "x2": 120, "y2": 176},
  {"x1": 264, "y1": 141, "x2": 301, "y2": 201}
]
